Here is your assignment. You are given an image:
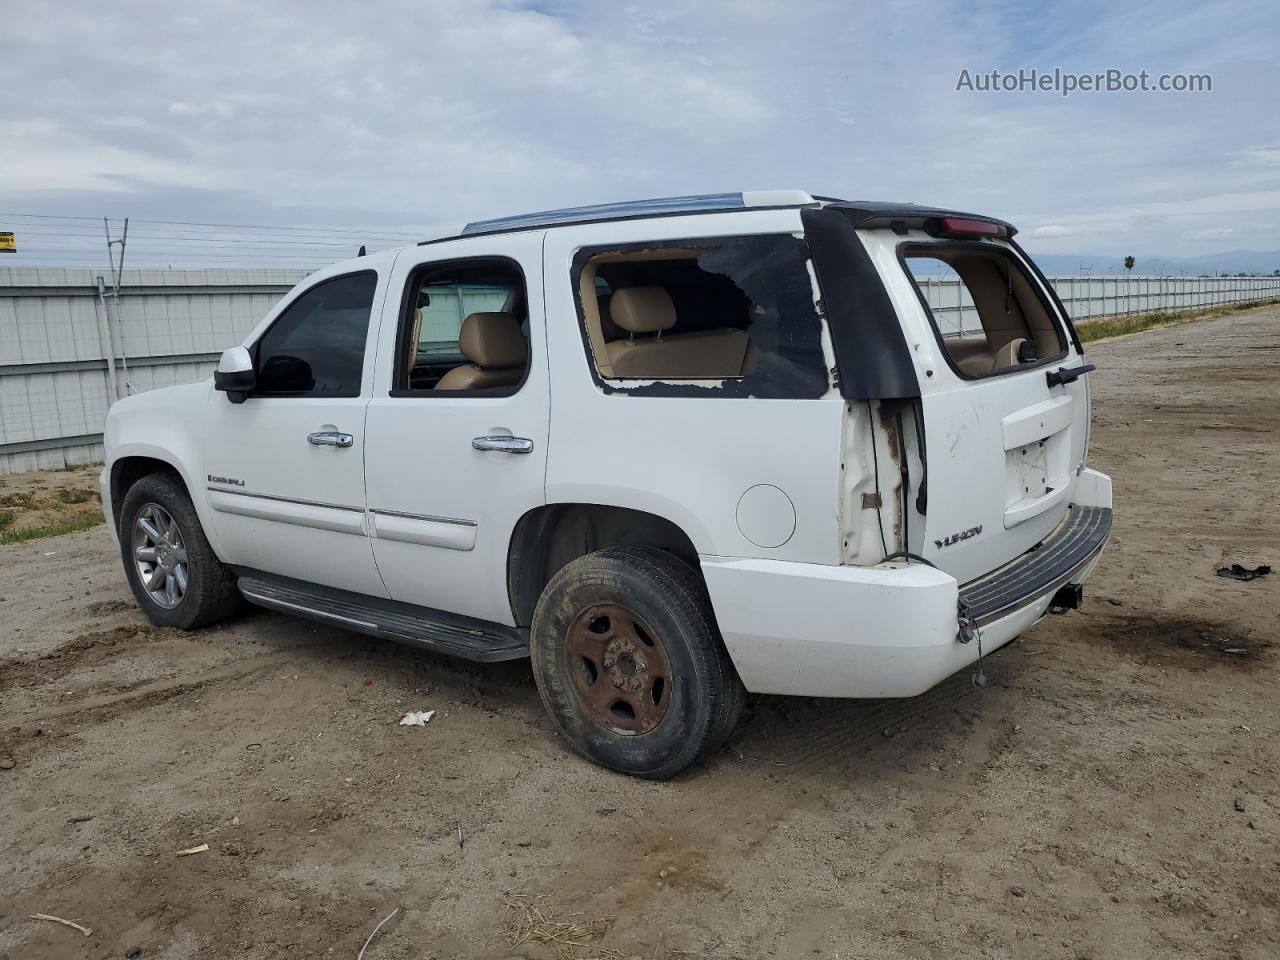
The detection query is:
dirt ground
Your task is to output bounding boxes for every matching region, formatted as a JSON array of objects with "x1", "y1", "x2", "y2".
[
  {"x1": 0, "y1": 466, "x2": 103, "y2": 543},
  {"x1": 2, "y1": 305, "x2": 1278, "y2": 960}
]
